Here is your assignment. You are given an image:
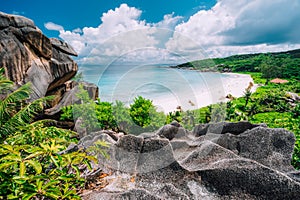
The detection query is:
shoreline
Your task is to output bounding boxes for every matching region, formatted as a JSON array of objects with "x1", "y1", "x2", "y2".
[{"x1": 152, "y1": 72, "x2": 258, "y2": 114}]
